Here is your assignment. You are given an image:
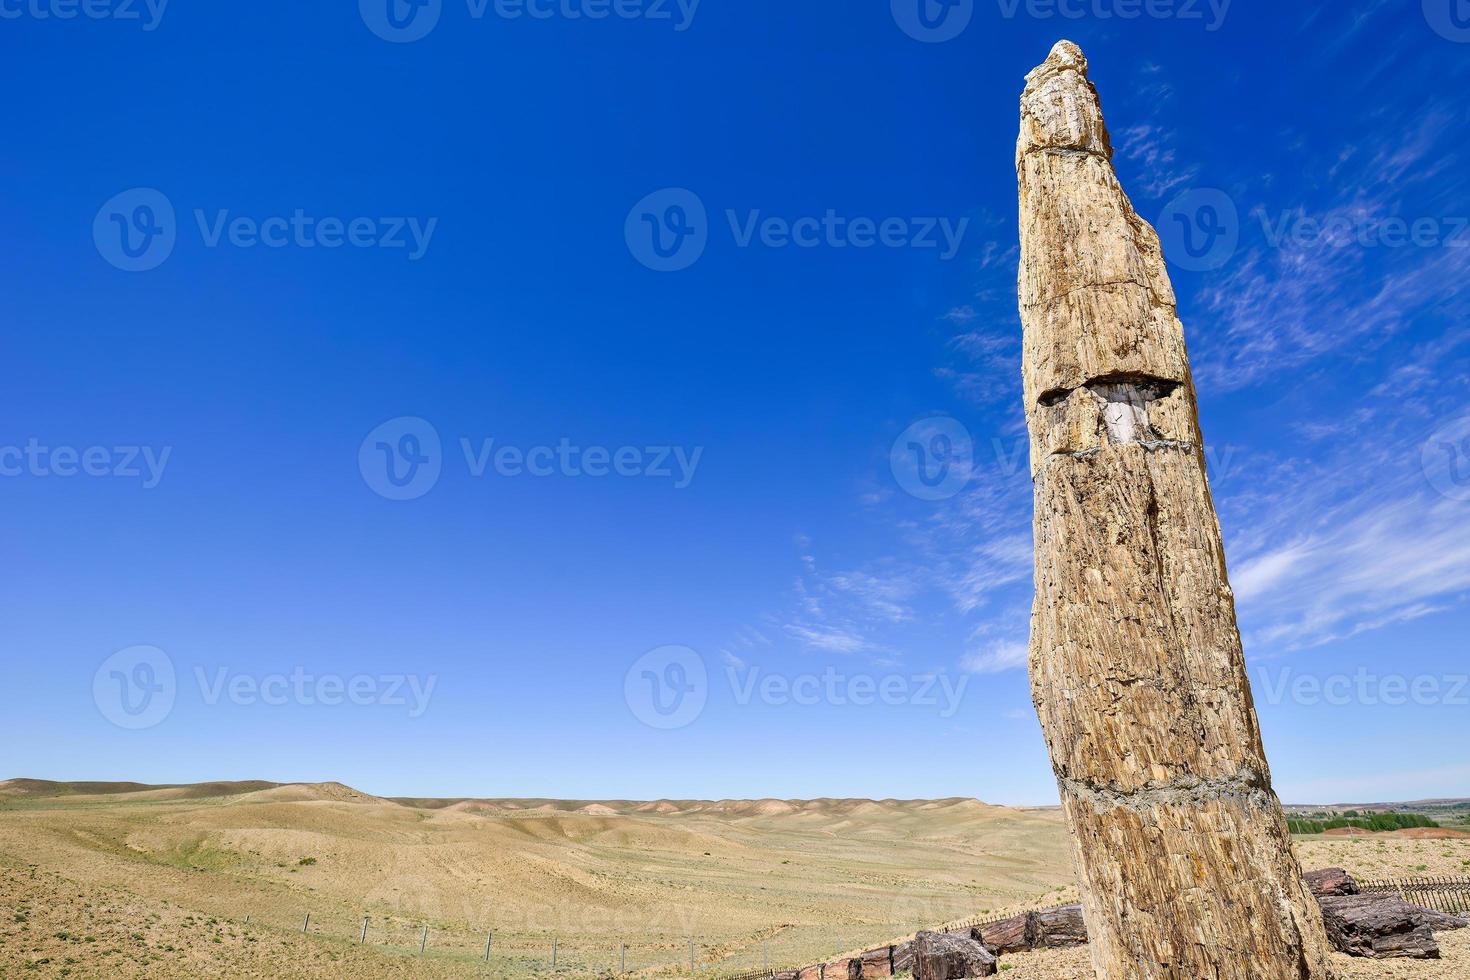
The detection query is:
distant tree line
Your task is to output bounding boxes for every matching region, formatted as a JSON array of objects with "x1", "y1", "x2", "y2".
[{"x1": 1287, "y1": 813, "x2": 1440, "y2": 835}]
